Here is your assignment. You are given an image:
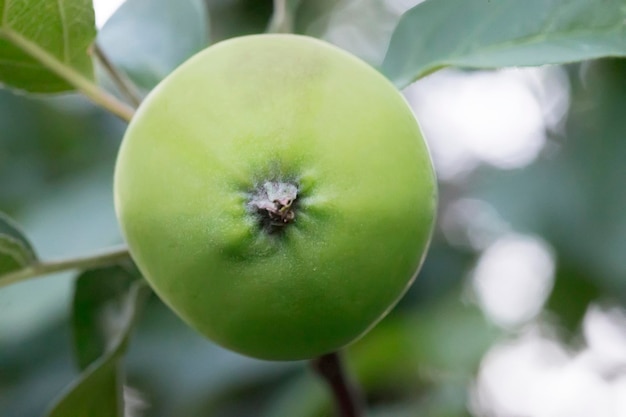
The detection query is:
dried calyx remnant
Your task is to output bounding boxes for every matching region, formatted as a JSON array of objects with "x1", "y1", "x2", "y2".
[{"x1": 248, "y1": 181, "x2": 299, "y2": 234}]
